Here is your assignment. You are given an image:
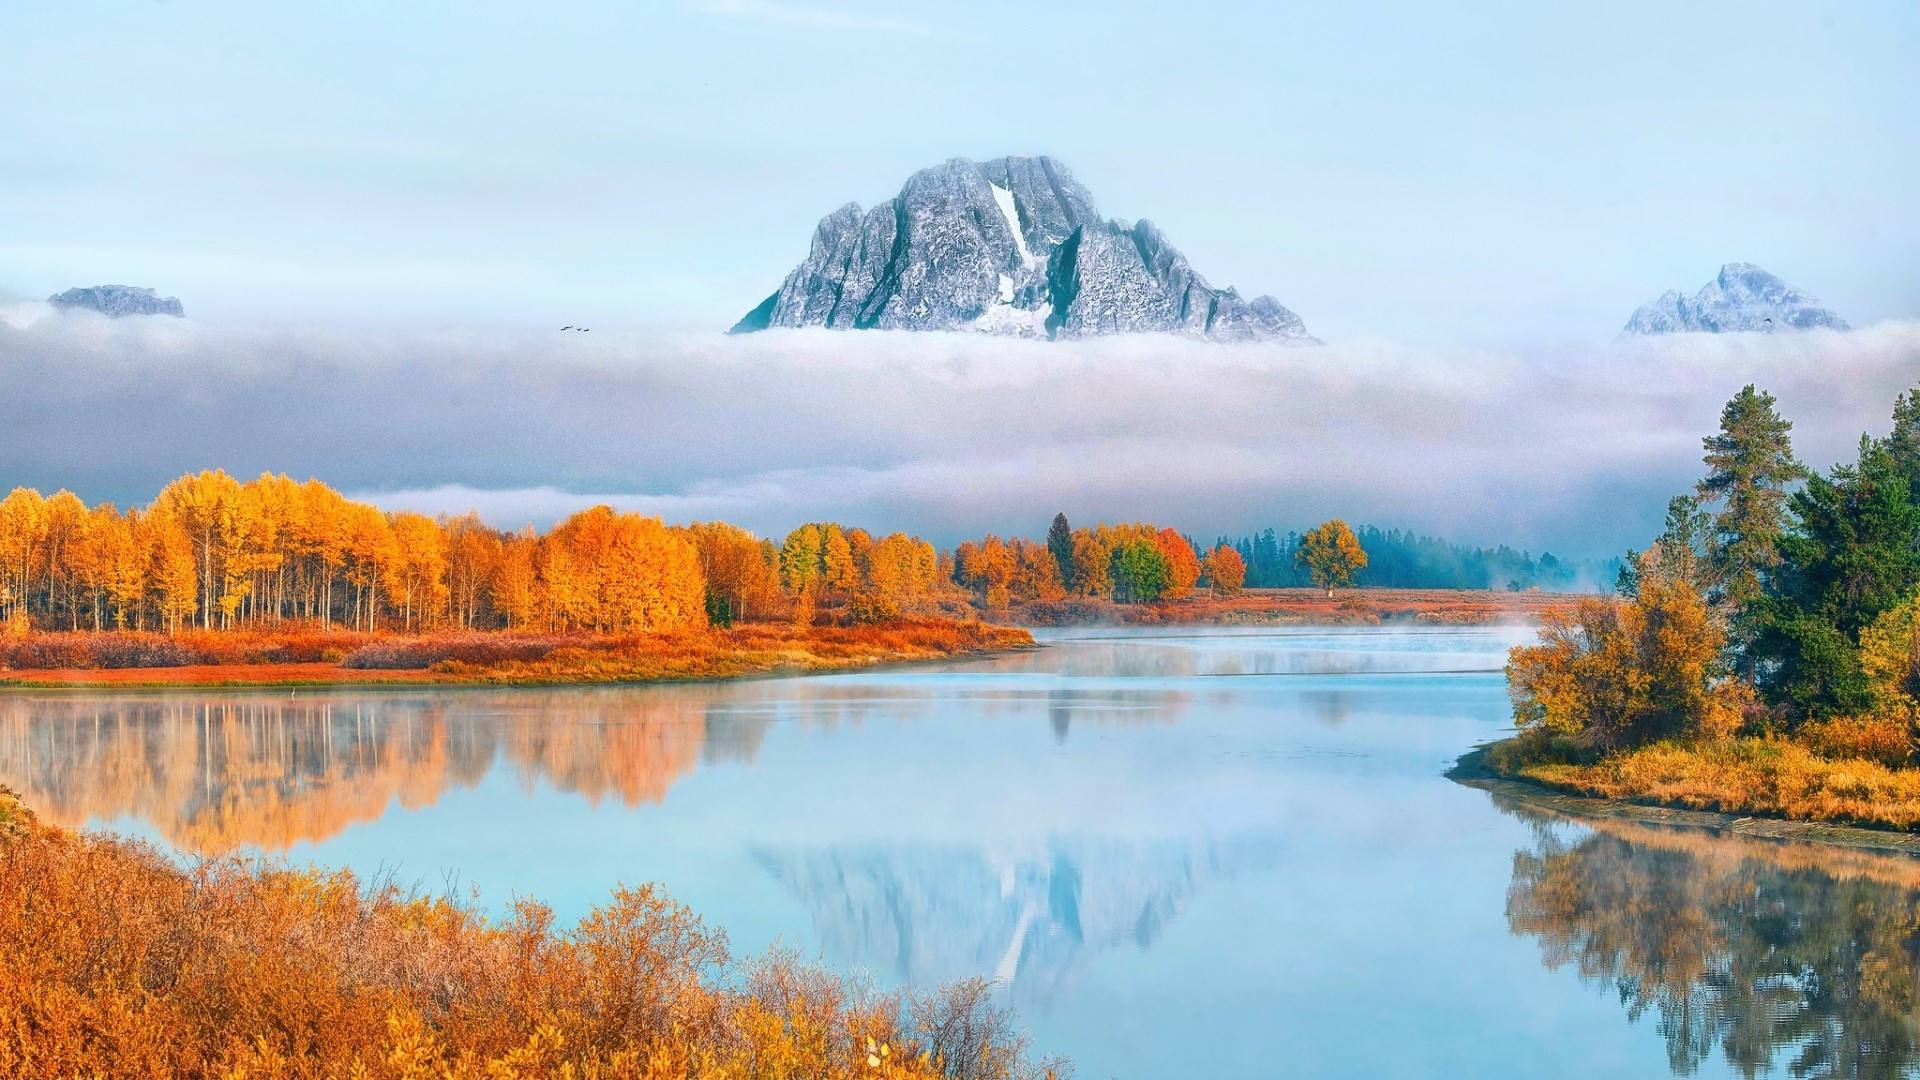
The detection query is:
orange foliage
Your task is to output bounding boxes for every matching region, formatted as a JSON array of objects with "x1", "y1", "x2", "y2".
[
  {"x1": 0, "y1": 810, "x2": 1065, "y2": 1079},
  {"x1": 0, "y1": 620, "x2": 1035, "y2": 687},
  {"x1": 1152, "y1": 529, "x2": 1200, "y2": 599},
  {"x1": 1201, "y1": 545, "x2": 1246, "y2": 597},
  {"x1": 0, "y1": 476, "x2": 978, "y2": 641}
]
